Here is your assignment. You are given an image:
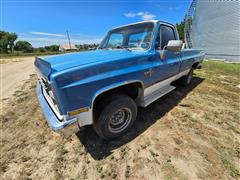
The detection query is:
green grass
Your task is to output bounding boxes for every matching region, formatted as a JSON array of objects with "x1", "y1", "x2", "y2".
[
  {"x1": 203, "y1": 60, "x2": 240, "y2": 75},
  {"x1": 0, "y1": 163, "x2": 8, "y2": 173},
  {"x1": 196, "y1": 60, "x2": 240, "y2": 91},
  {"x1": 96, "y1": 164, "x2": 103, "y2": 173},
  {"x1": 214, "y1": 143, "x2": 240, "y2": 178}
]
